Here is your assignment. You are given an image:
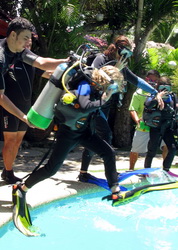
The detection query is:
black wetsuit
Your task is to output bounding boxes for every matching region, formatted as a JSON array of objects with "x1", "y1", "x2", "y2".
[
  {"x1": 0, "y1": 38, "x2": 43, "y2": 131},
  {"x1": 144, "y1": 93, "x2": 177, "y2": 171},
  {"x1": 0, "y1": 38, "x2": 38, "y2": 89},
  {"x1": 81, "y1": 53, "x2": 158, "y2": 172},
  {"x1": 24, "y1": 77, "x2": 119, "y2": 189},
  {"x1": 2, "y1": 61, "x2": 43, "y2": 131}
]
